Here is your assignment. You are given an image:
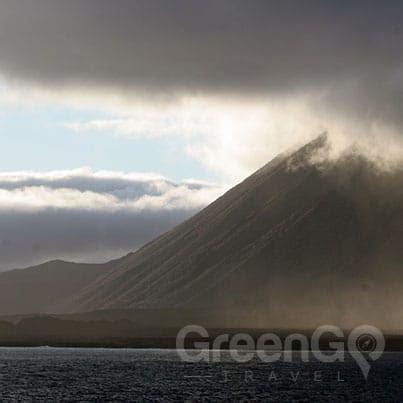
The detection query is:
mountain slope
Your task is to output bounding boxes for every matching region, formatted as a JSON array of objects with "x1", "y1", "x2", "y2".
[
  {"x1": 57, "y1": 135, "x2": 403, "y2": 330},
  {"x1": 0, "y1": 258, "x2": 124, "y2": 315}
]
